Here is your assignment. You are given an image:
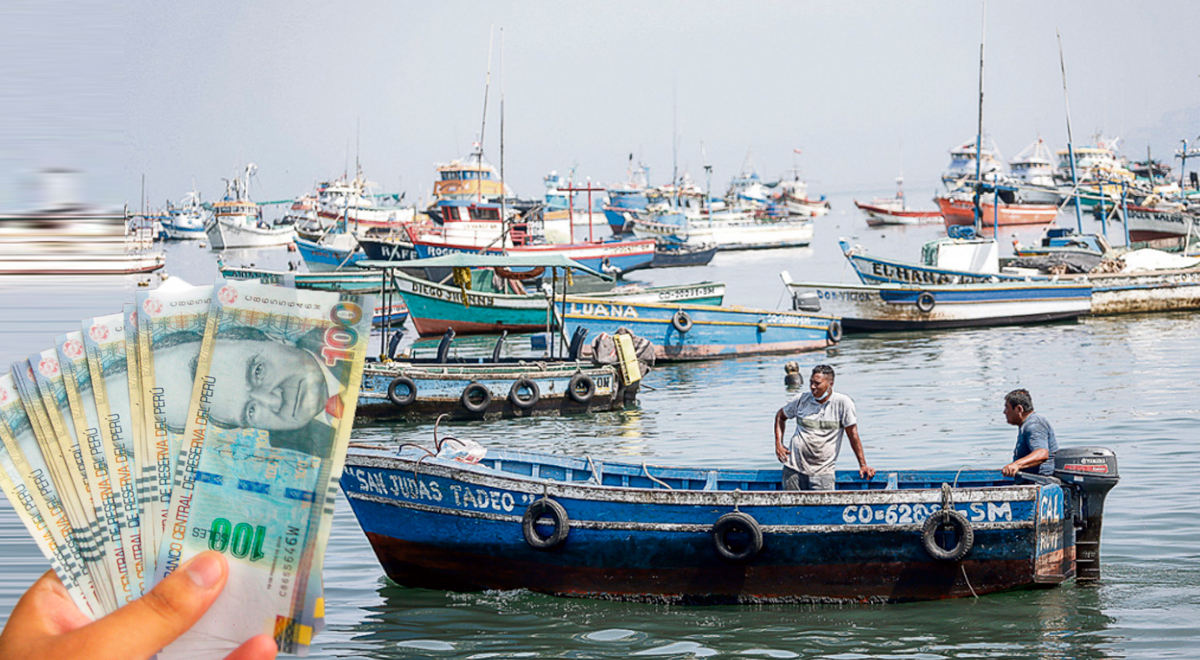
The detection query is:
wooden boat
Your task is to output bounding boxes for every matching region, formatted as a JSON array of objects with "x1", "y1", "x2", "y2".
[
  {"x1": 294, "y1": 233, "x2": 366, "y2": 272},
  {"x1": 781, "y1": 272, "x2": 1092, "y2": 332},
  {"x1": 206, "y1": 165, "x2": 296, "y2": 249},
  {"x1": 356, "y1": 328, "x2": 643, "y2": 421},
  {"x1": 936, "y1": 190, "x2": 1059, "y2": 229},
  {"x1": 561, "y1": 299, "x2": 839, "y2": 361},
  {"x1": 854, "y1": 176, "x2": 943, "y2": 226},
  {"x1": 839, "y1": 236, "x2": 1032, "y2": 286},
  {"x1": 620, "y1": 242, "x2": 719, "y2": 273},
  {"x1": 341, "y1": 444, "x2": 1119, "y2": 603},
  {"x1": 1121, "y1": 203, "x2": 1198, "y2": 243},
  {"x1": 371, "y1": 255, "x2": 725, "y2": 337},
  {"x1": 856, "y1": 200, "x2": 944, "y2": 226},
  {"x1": 631, "y1": 211, "x2": 813, "y2": 250}
]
